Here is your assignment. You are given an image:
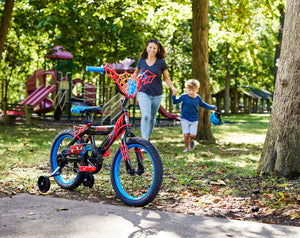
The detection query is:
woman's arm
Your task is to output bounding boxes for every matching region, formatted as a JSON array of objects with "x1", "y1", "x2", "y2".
[{"x1": 163, "y1": 69, "x2": 177, "y2": 95}]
